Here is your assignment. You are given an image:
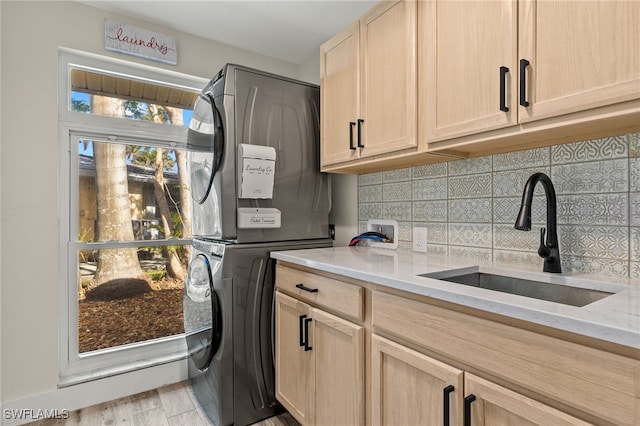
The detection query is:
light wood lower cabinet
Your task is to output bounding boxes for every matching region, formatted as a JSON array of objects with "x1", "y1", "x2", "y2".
[
  {"x1": 274, "y1": 292, "x2": 312, "y2": 424},
  {"x1": 371, "y1": 334, "x2": 464, "y2": 426},
  {"x1": 275, "y1": 264, "x2": 637, "y2": 426},
  {"x1": 275, "y1": 291, "x2": 365, "y2": 426},
  {"x1": 372, "y1": 290, "x2": 638, "y2": 426},
  {"x1": 464, "y1": 374, "x2": 592, "y2": 426},
  {"x1": 371, "y1": 334, "x2": 592, "y2": 426}
]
